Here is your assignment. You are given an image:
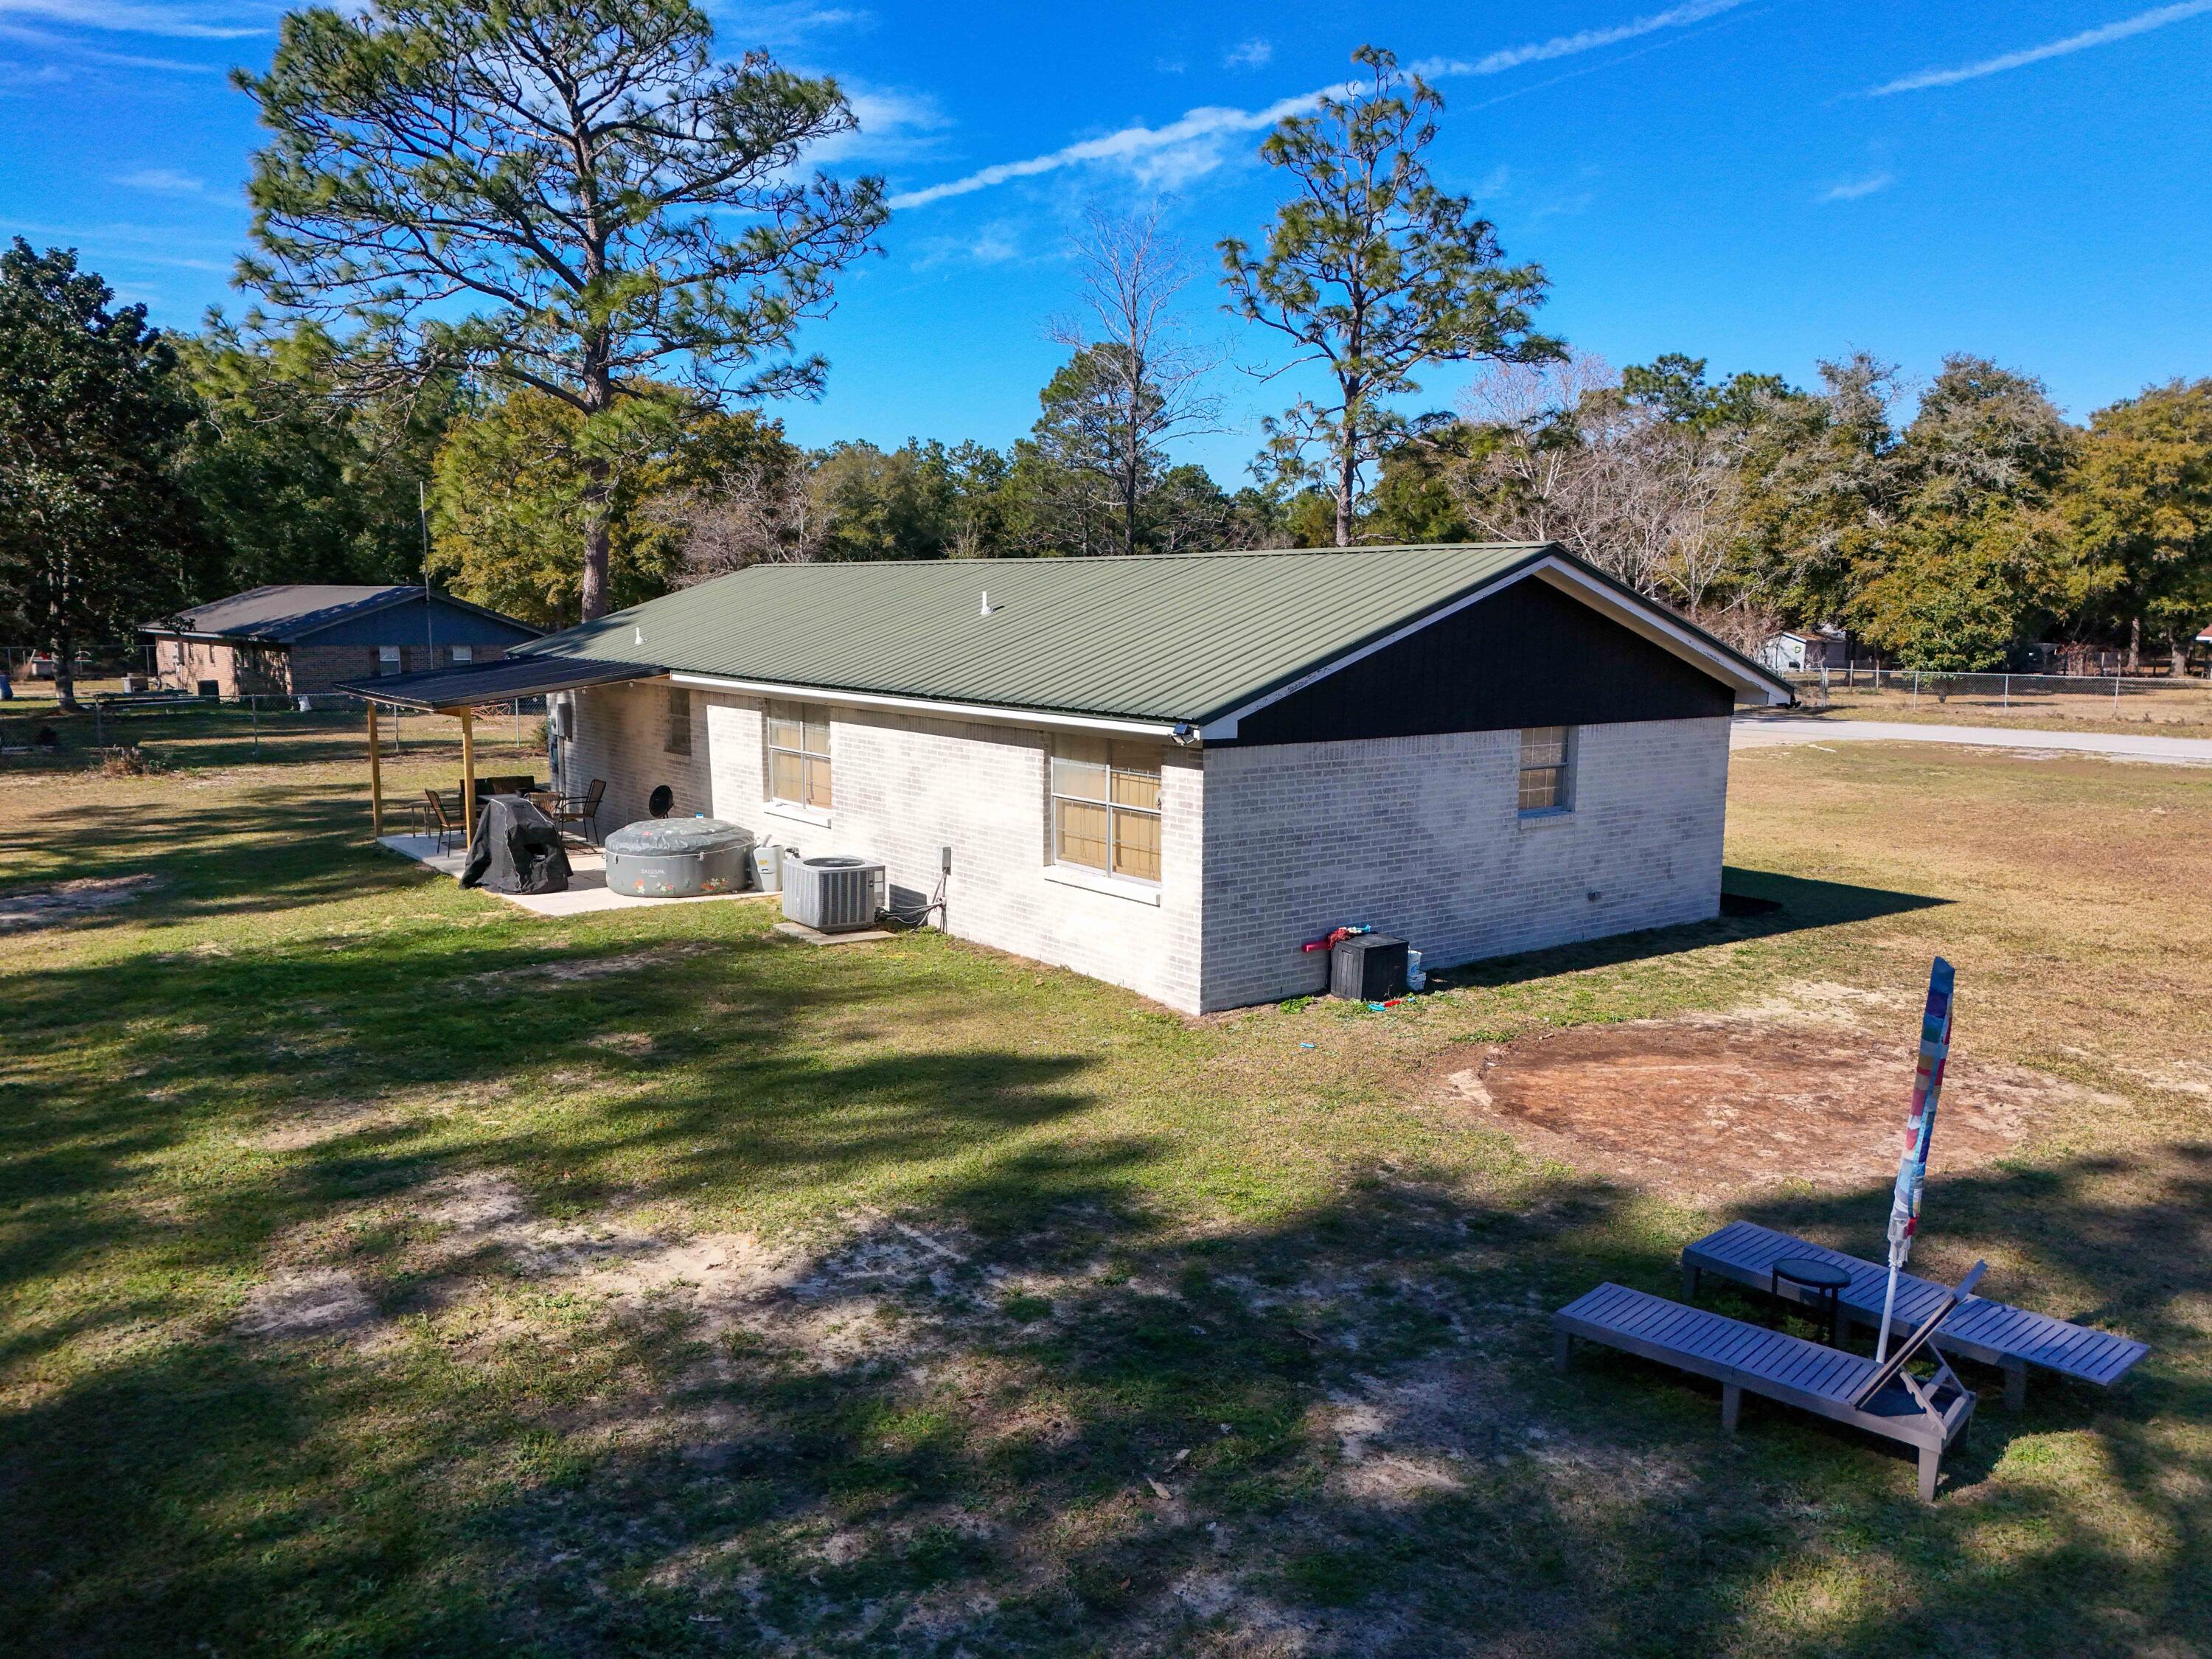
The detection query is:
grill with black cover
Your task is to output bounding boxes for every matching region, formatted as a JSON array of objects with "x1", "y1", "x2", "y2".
[{"x1": 461, "y1": 795, "x2": 572, "y2": 894}]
